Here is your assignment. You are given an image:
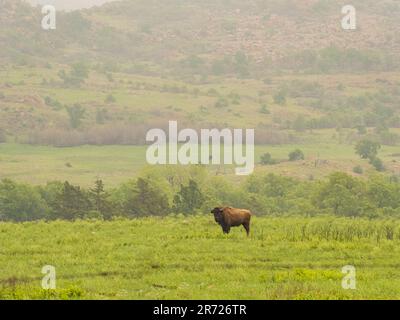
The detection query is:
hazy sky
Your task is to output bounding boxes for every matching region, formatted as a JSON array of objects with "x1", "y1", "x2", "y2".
[{"x1": 26, "y1": 0, "x2": 117, "y2": 11}]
